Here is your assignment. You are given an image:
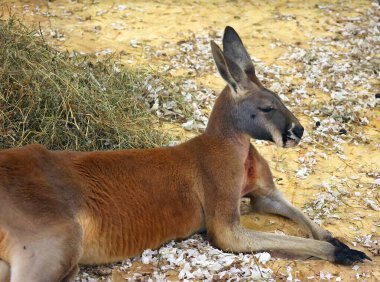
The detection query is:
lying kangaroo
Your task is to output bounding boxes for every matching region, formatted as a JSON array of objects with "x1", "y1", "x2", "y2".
[{"x1": 0, "y1": 26, "x2": 370, "y2": 282}]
